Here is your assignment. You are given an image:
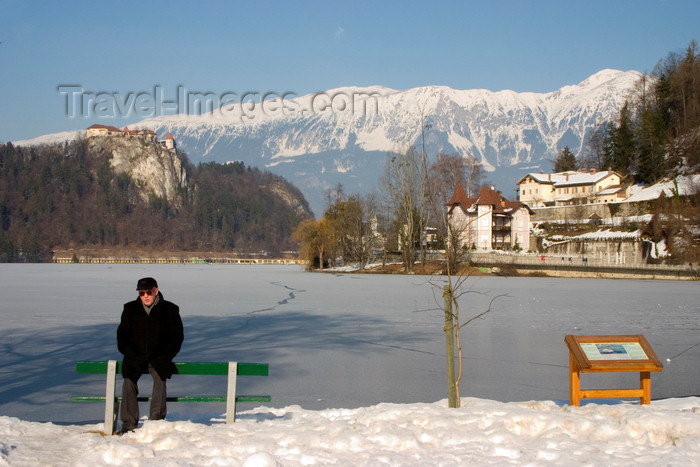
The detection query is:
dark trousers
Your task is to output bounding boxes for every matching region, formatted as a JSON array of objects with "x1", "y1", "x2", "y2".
[{"x1": 120, "y1": 364, "x2": 167, "y2": 429}]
